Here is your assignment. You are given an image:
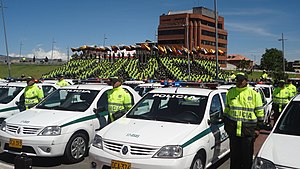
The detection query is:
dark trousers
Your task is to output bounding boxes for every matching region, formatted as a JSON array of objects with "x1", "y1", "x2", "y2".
[{"x1": 229, "y1": 135, "x2": 254, "y2": 169}]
